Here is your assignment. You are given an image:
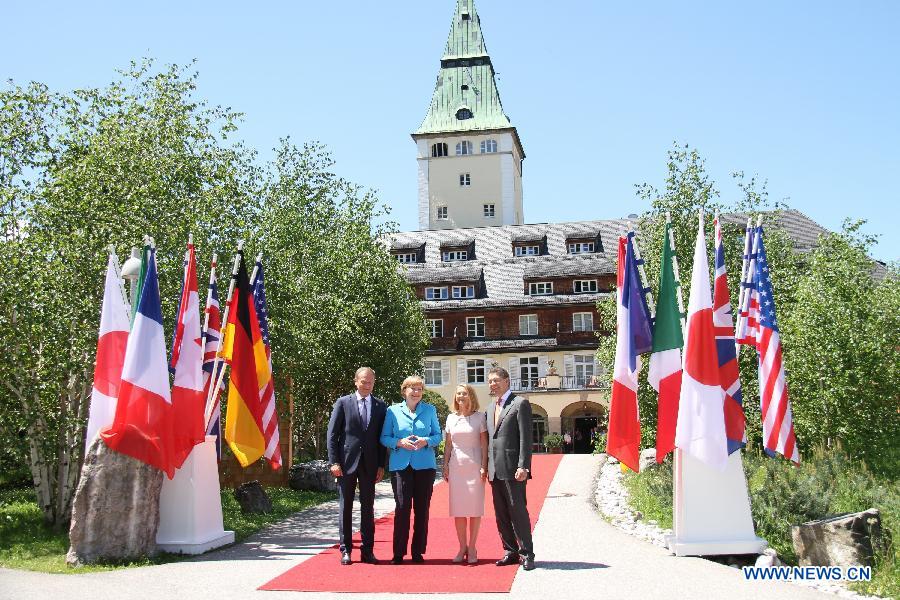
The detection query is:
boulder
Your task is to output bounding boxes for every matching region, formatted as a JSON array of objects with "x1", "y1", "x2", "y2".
[
  {"x1": 67, "y1": 437, "x2": 163, "y2": 566},
  {"x1": 289, "y1": 460, "x2": 338, "y2": 492},
  {"x1": 234, "y1": 481, "x2": 273, "y2": 513},
  {"x1": 639, "y1": 448, "x2": 658, "y2": 471},
  {"x1": 791, "y1": 509, "x2": 882, "y2": 567}
]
